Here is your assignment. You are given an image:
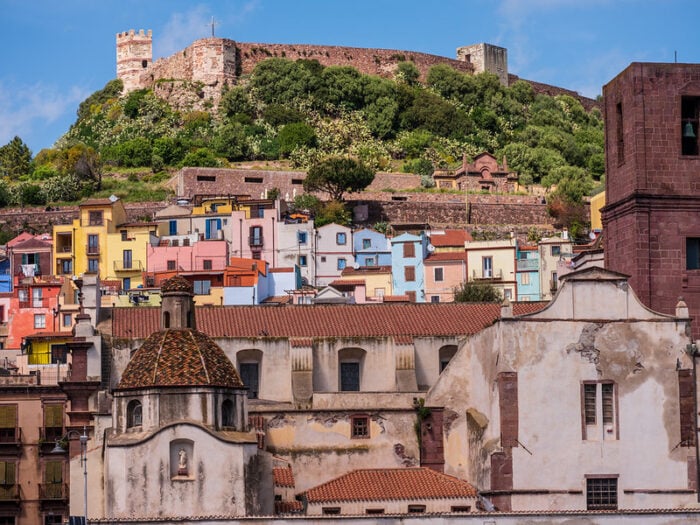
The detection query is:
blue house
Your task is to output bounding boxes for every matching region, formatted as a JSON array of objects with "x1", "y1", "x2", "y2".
[
  {"x1": 353, "y1": 228, "x2": 391, "y2": 267},
  {"x1": 515, "y1": 243, "x2": 541, "y2": 301},
  {"x1": 391, "y1": 232, "x2": 428, "y2": 302},
  {"x1": 0, "y1": 256, "x2": 10, "y2": 293}
]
